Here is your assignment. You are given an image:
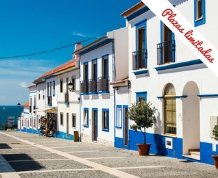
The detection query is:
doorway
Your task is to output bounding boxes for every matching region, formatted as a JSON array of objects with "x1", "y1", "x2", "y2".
[
  {"x1": 123, "y1": 106, "x2": 128, "y2": 146},
  {"x1": 92, "y1": 109, "x2": 98, "y2": 141},
  {"x1": 182, "y1": 81, "x2": 200, "y2": 155},
  {"x1": 66, "y1": 113, "x2": 69, "y2": 138}
]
